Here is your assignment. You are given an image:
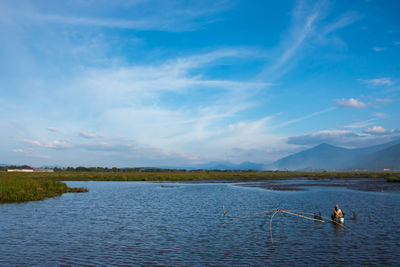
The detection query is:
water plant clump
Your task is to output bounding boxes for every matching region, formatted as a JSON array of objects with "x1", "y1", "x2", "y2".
[
  {"x1": 386, "y1": 175, "x2": 400, "y2": 182},
  {"x1": 0, "y1": 176, "x2": 88, "y2": 204}
]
